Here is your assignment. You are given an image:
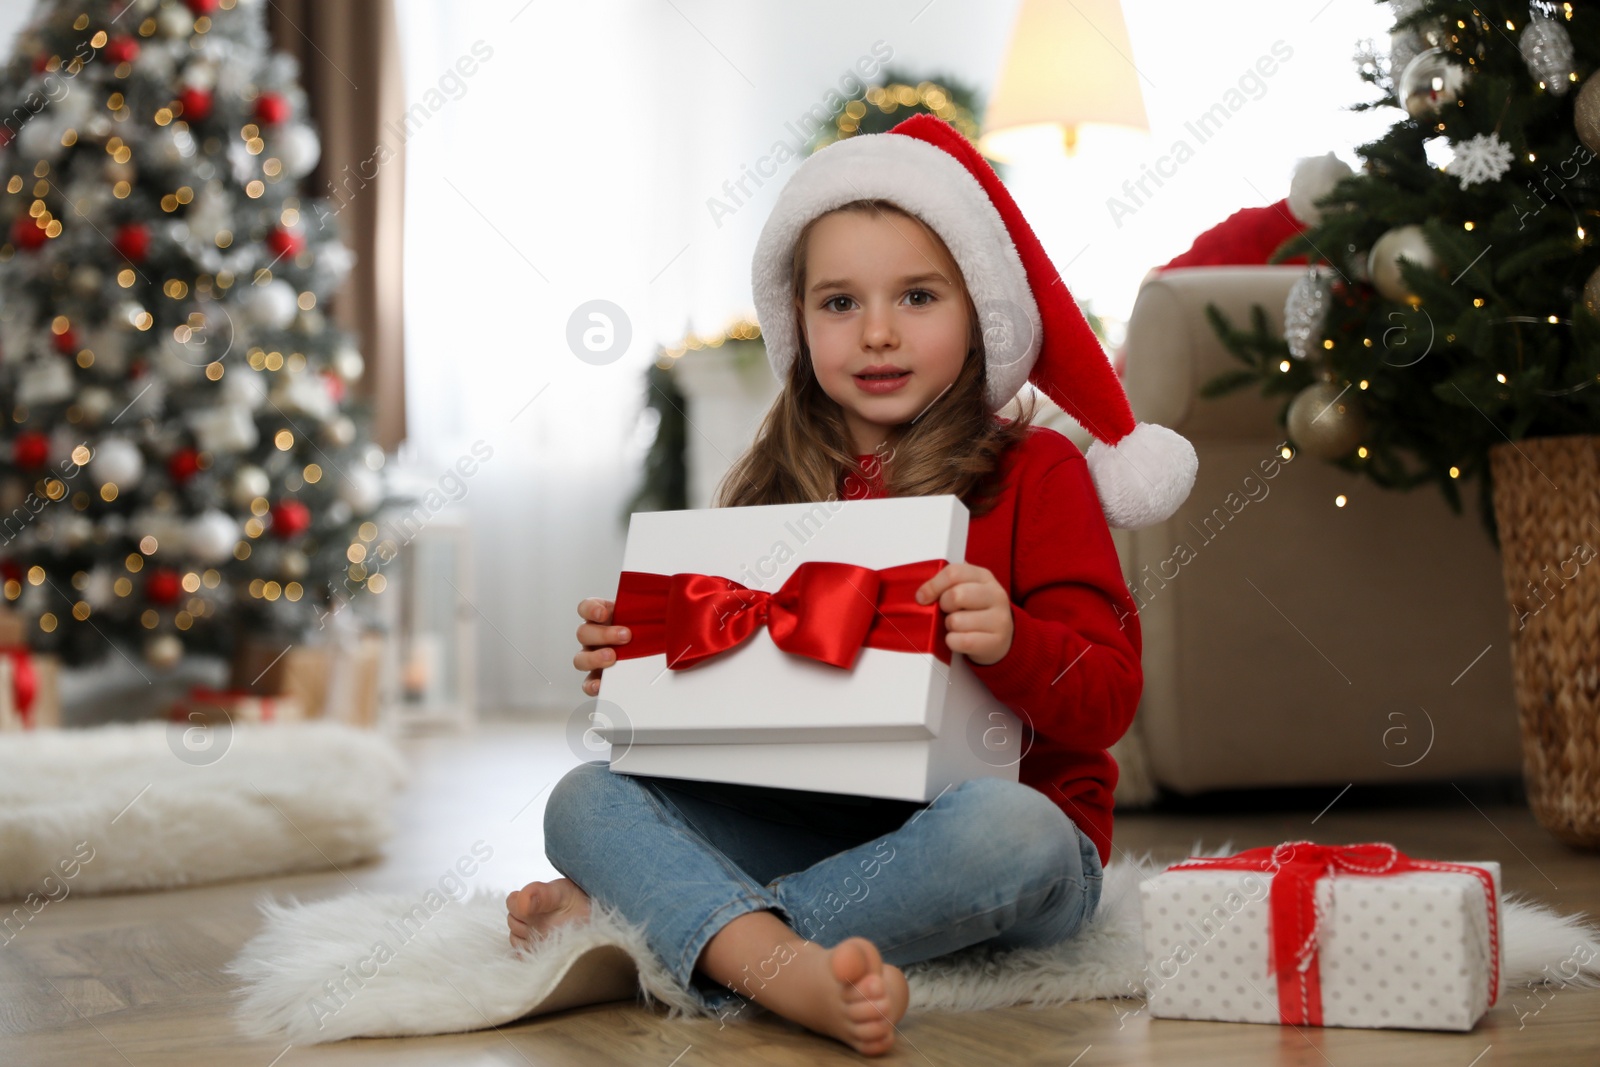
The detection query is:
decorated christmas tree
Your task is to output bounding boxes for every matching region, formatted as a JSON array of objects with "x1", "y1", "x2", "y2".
[
  {"x1": 1205, "y1": 0, "x2": 1600, "y2": 535},
  {"x1": 0, "y1": 0, "x2": 391, "y2": 670}
]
